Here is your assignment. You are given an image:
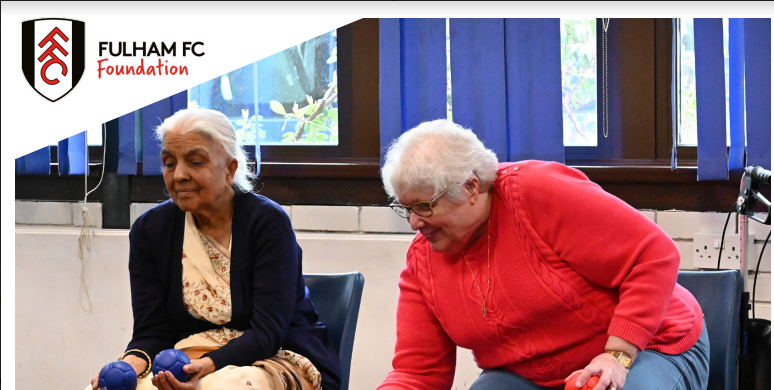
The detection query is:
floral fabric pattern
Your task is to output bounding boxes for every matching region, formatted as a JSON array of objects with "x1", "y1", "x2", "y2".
[
  {"x1": 178, "y1": 212, "x2": 322, "y2": 389},
  {"x1": 201, "y1": 326, "x2": 243, "y2": 346},
  {"x1": 183, "y1": 232, "x2": 234, "y2": 326},
  {"x1": 276, "y1": 350, "x2": 322, "y2": 389}
]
